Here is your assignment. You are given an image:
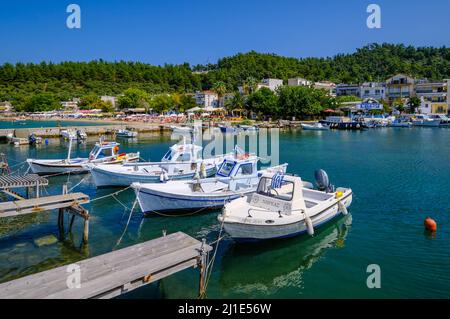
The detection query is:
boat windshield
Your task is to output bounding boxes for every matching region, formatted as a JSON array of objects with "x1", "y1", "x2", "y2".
[
  {"x1": 163, "y1": 150, "x2": 173, "y2": 161},
  {"x1": 257, "y1": 176, "x2": 294, "y2": 201},
  {"x1": 90, "y1": 145, "x2": 100, "y2": 157},
  {"x1": 217, "y1": 161, "x2": 235, "y2": 177}
]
